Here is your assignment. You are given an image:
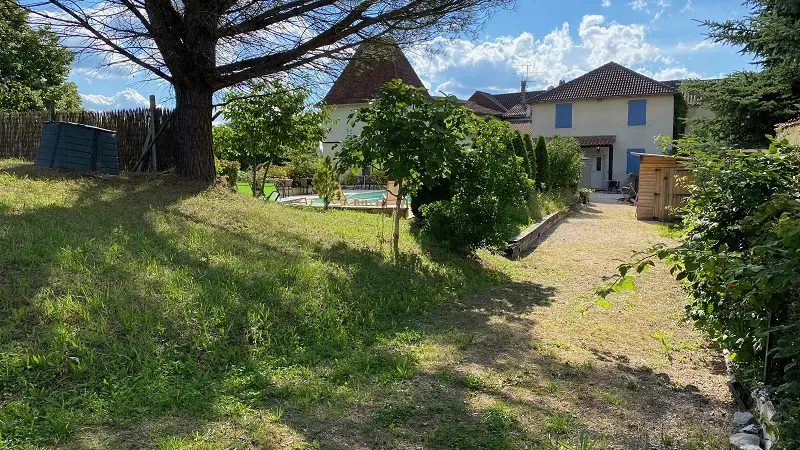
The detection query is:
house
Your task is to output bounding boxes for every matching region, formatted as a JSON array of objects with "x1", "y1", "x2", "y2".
[
  {"x1": 321, "y1": 39, "x2": 427, "y2": 158},
  {"x1": 528, "y1": 62, "x2": 678, "y2": 190},
  {"x1": 777, "y1": 117, "x2": 800, "y2": 146},
  {"x1": 464, "y1": 84, "x2": 544, "y2": 135}
]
